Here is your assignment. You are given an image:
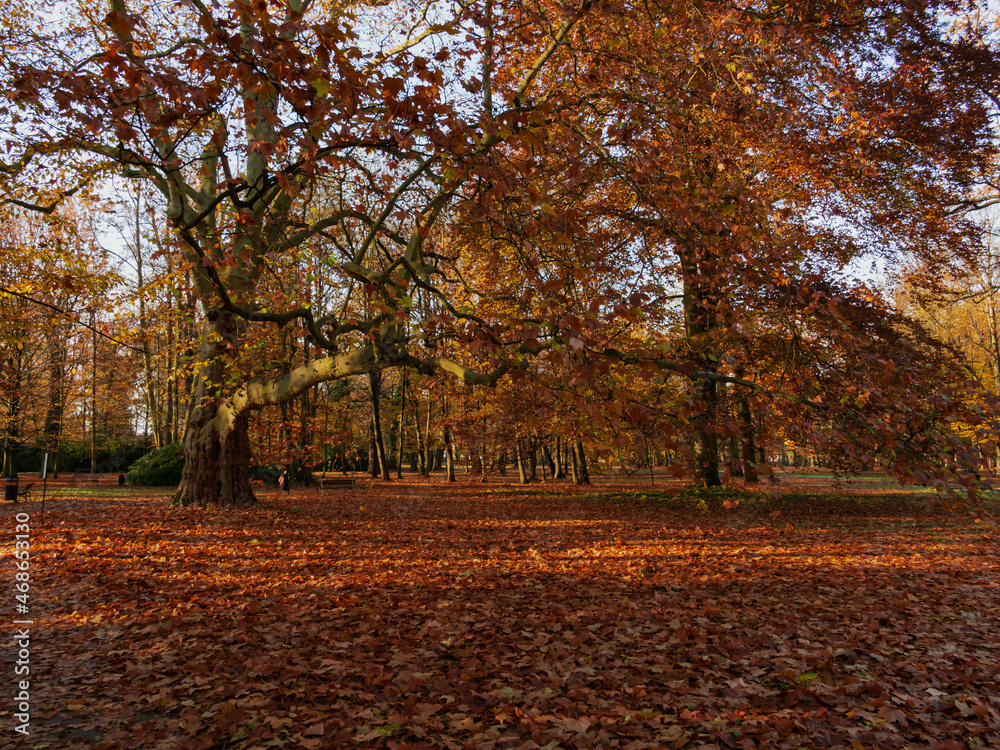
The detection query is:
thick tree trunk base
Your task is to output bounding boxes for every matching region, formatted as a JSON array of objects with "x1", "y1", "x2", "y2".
[{"x1": 173, "y1": 410, "x2": 256, "y2": 507}]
